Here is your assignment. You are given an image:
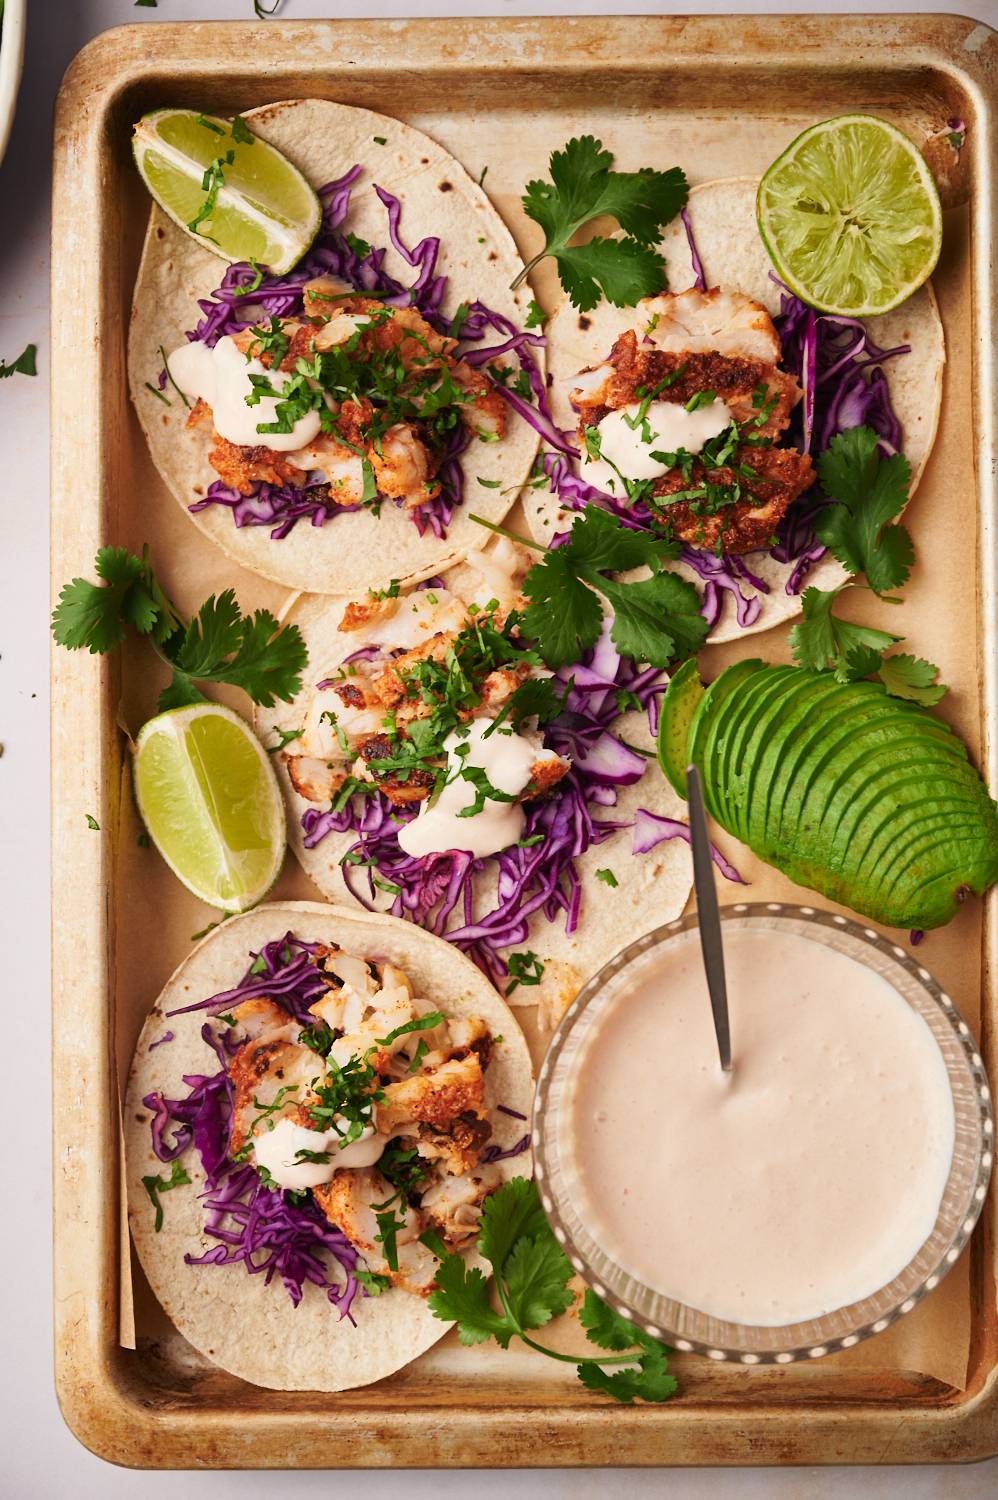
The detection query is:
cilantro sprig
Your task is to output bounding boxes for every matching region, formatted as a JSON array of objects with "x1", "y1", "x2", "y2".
[
  {"x1": 51, "y1": 546, "x2": 308, "y2": 711},
  {"x1": 472, "y1": 506, "x2": 708, "y2": 670},
  {"x1": 512, "y1": 137, "x2": 688, "y2": 311},
  {"x1": 789, "y1": 587, "x2": 946, "y2": 705},
  {"x1": 426, "y1": 1179, "x2": 677, "y2": 1404},
  {"x1": 788, "y1": 428, "x2": 945, "y2": 704},
  {"x1": 815, "y1": 426, "x2": 914, "y2": 594}
]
